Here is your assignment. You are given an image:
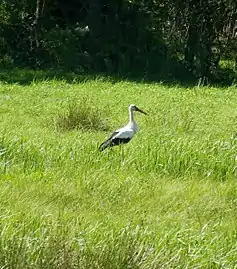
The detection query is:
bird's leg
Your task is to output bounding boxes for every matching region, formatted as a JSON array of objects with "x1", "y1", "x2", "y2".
[{"x1": 120, "y1": 145, "x2": 126, "y2": 167}]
